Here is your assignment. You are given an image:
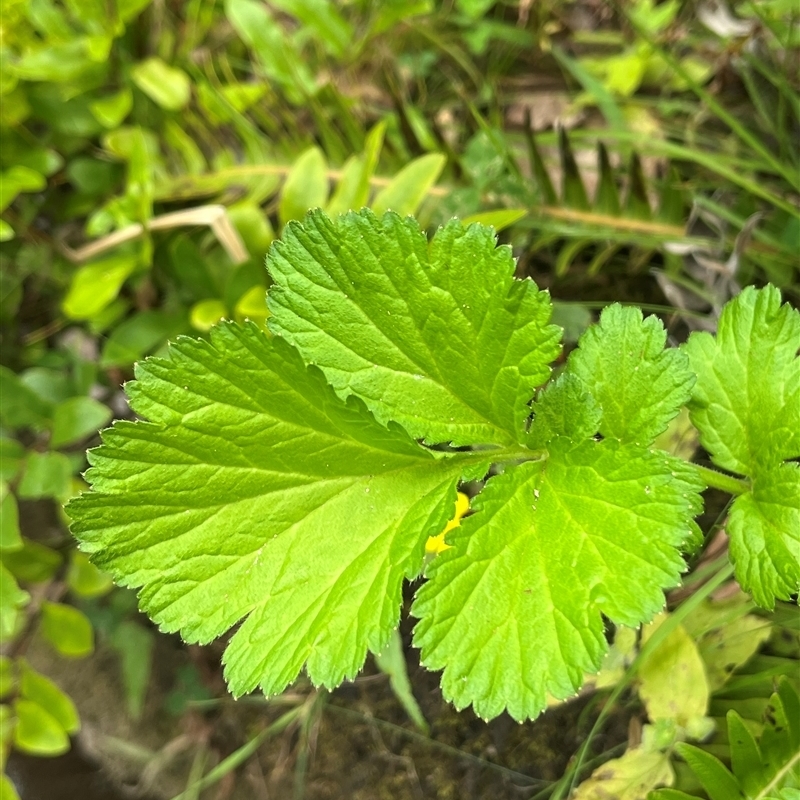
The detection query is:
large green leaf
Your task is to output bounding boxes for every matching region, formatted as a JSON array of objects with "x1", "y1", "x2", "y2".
[
  {"x1": 267, "y1": 210, "x2": 561, "y2": 446},
  {"x1": 412, "y1": 438, "x2": 702, "y2": 720},
  {"x1": 67, "y1": 324, "x2": 472, "y2": 697}
]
